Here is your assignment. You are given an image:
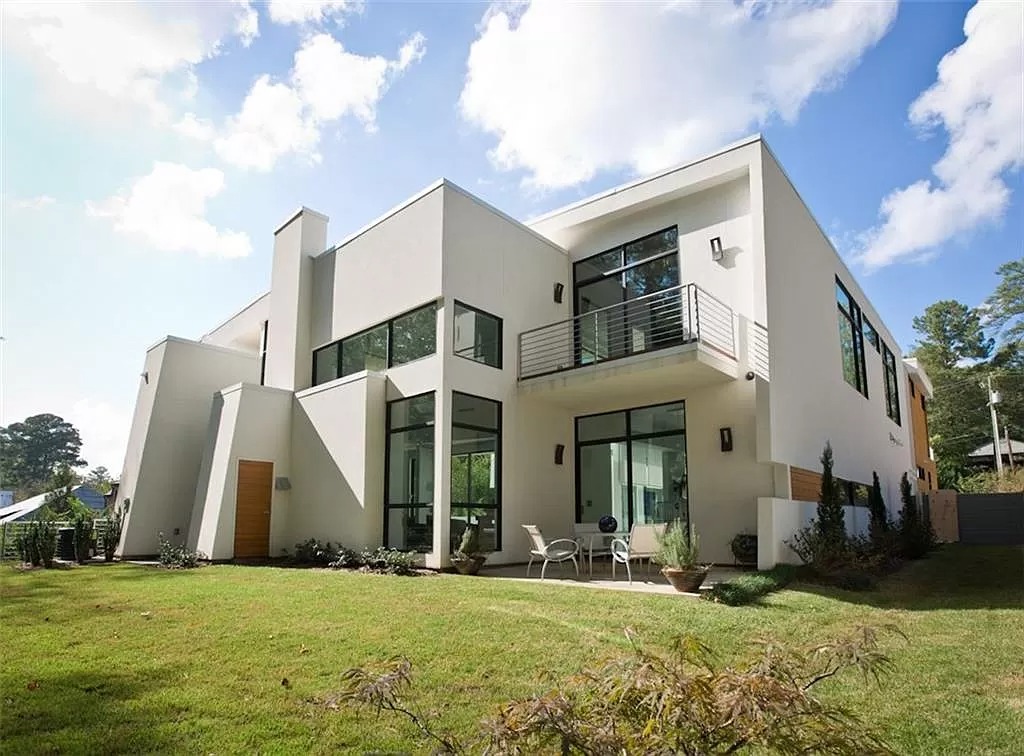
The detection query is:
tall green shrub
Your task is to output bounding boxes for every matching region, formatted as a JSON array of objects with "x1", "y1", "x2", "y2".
[
  {"x1": 816, "y1": 442, "x2": 846, "y2": 549},
  {"x1": 868, "y1": 471, "x2": 889, "y2": 540},
  {"x1": 898, "y1": 473, "x2": 935, "y2": 559}
]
